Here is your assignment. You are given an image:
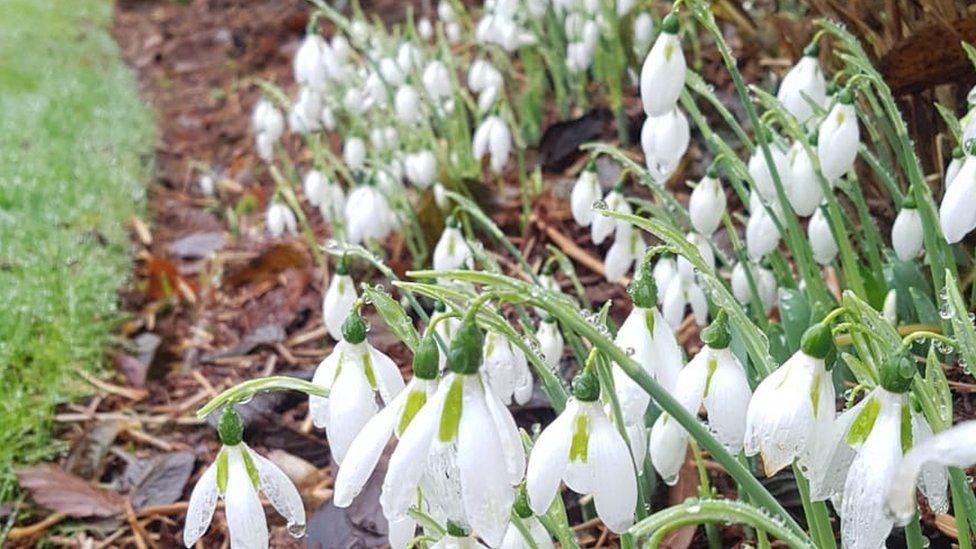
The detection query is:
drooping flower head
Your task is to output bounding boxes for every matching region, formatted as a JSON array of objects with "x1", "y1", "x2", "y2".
[
  {"x1": 776, "y1": 43, "x2": 827, "y2": 124},
  {"x1": 184, "y1": 406, "x2": 305, "y2": 548},
  {"x1": 817, "y1": 87, "x2": 860, "y2": 183},
  {"x1": 639, "y1": 13, "x2": 686, "y2": 117}
]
